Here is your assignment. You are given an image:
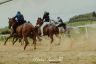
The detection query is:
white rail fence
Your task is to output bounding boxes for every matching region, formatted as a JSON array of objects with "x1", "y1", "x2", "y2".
[{"x1": 68, "y1": 24, "x2": 96, "y2": 38}]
